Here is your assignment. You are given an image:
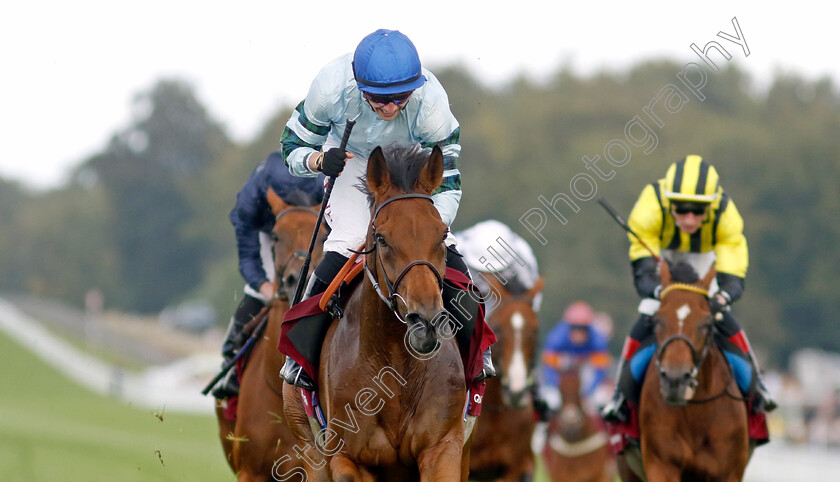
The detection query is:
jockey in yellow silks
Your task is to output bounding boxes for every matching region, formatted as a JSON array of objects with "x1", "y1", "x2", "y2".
[{"x1": 601, "y1": 155, "x2": 776, "y2": 422}]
